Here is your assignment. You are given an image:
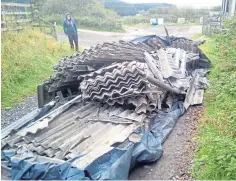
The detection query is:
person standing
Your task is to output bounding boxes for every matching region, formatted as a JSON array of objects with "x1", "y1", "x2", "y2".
[{"x1": 63, "y1": 13, "x2": 79, "y2": 51}]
